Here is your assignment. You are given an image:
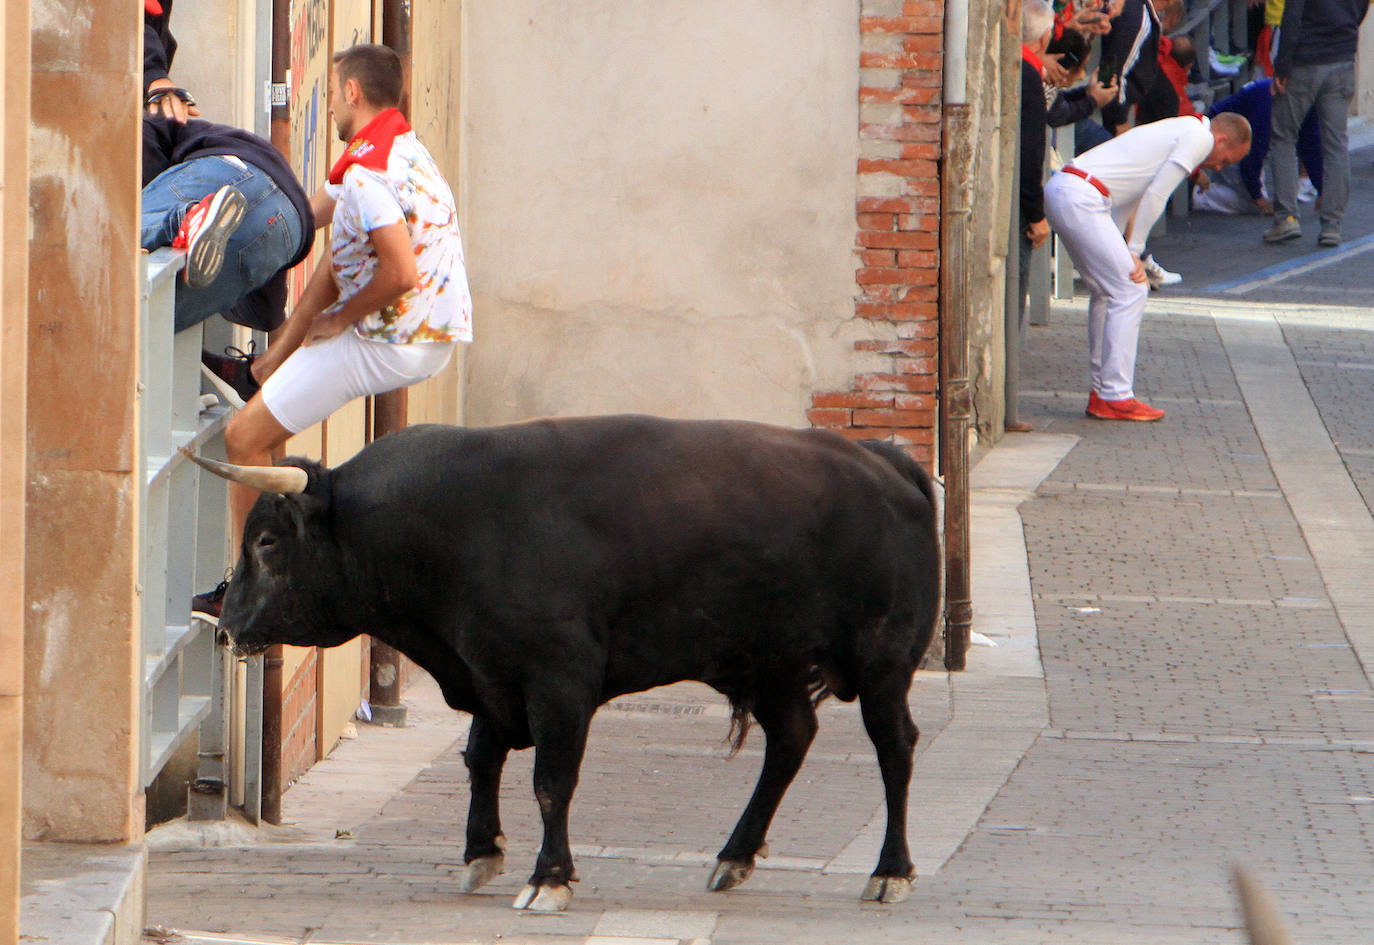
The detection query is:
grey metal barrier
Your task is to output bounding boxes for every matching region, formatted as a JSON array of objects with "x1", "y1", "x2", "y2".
[{"x1": 138, "y1": 248, "x2": 263, "y2": 823}]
